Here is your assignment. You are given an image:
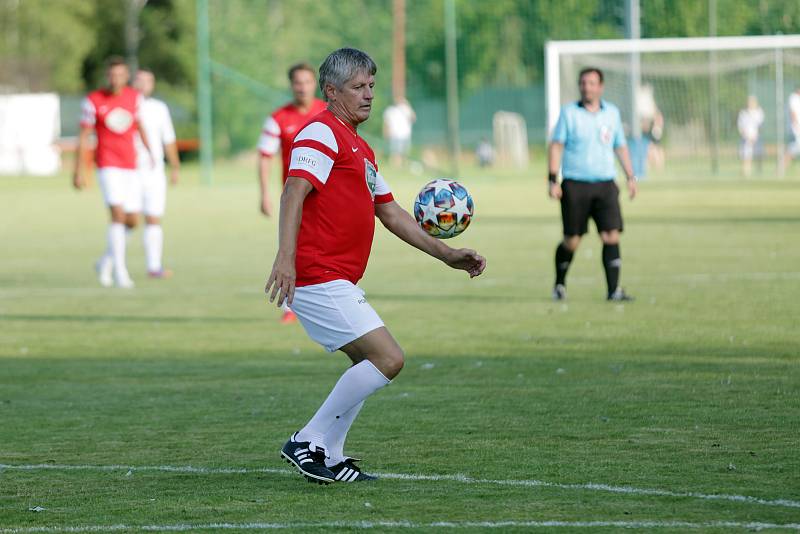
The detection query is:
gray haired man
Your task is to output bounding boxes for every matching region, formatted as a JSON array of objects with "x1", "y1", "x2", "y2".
[{"x1": 265, "y1": 48, "x2": 486, "y2": 484}]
